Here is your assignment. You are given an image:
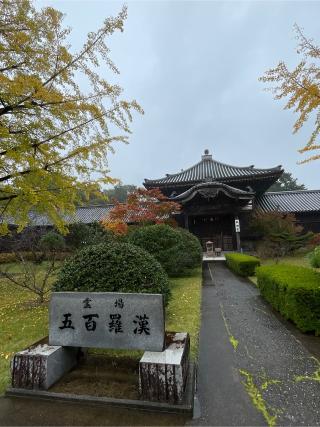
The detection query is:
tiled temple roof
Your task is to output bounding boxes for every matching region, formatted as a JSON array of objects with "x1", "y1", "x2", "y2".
[
  {"x1": 6, "y1": 205, "x2": 114, "y2": 227},
  {"x1": 256, "y1": 190, "x2": 320, "y2": 213},
  {"x1": 144, "y1": 150, "x2": 283, "y2": 186},
  {"x1": 5, "y1": 204, "x2": 169, "y2": 227}
]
